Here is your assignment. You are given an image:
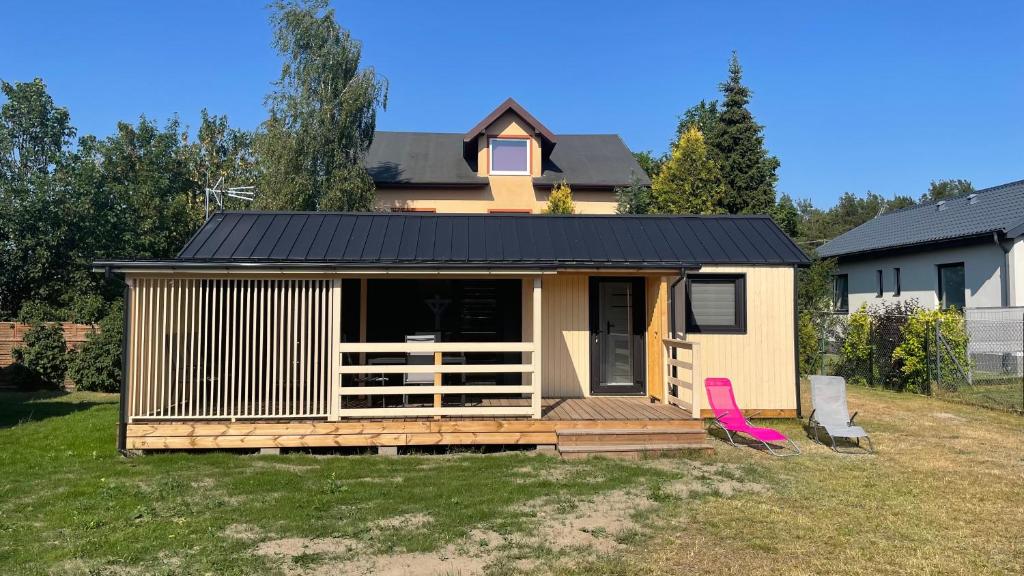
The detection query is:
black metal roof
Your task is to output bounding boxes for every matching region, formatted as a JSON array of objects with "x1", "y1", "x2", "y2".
[
  {"x1": 818, "y1": 179, "x2": 1024, "y2": 258},
  {"x1": 94, "y1": 212, "x2": 808, "y2": 270},
  {"x1": 365, "y1": 132, "x2": 651, "y2": 189}
]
